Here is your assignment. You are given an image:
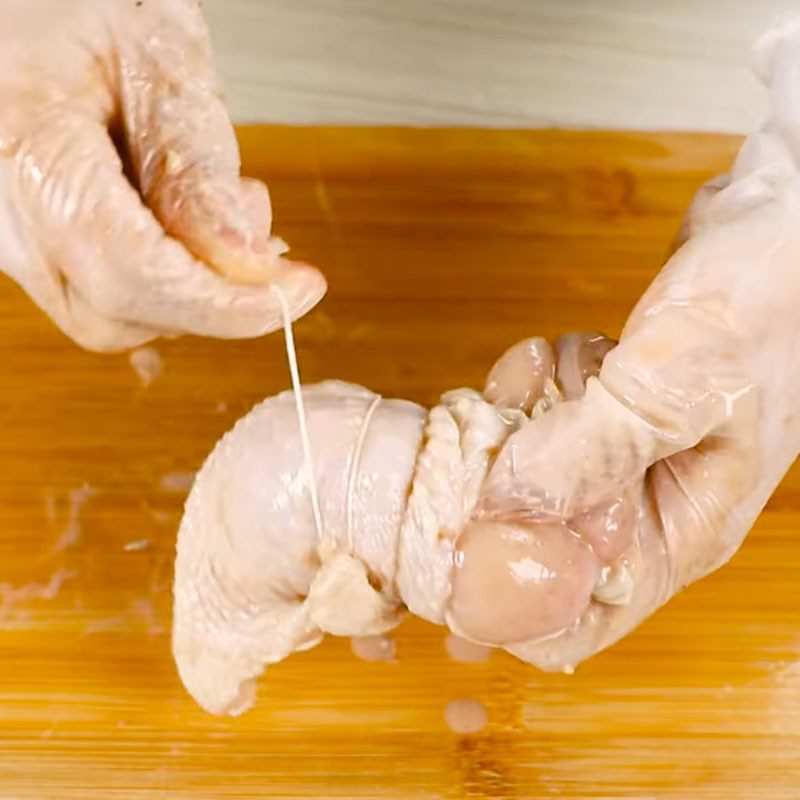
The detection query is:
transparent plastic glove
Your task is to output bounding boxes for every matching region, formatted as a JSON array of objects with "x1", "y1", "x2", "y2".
[
  {"x1": 451, "y1": 19, "x2": 800, "y2": 670},
  {"x1": 0, "y1": 0, "x2": 325, "y2": 351}
]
